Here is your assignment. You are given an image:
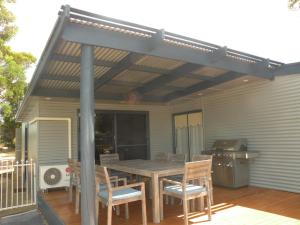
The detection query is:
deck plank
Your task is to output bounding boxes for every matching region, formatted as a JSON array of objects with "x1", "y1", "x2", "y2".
[{"x1": 43, "y1": 186, "x2": 300, "y2": 225}]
